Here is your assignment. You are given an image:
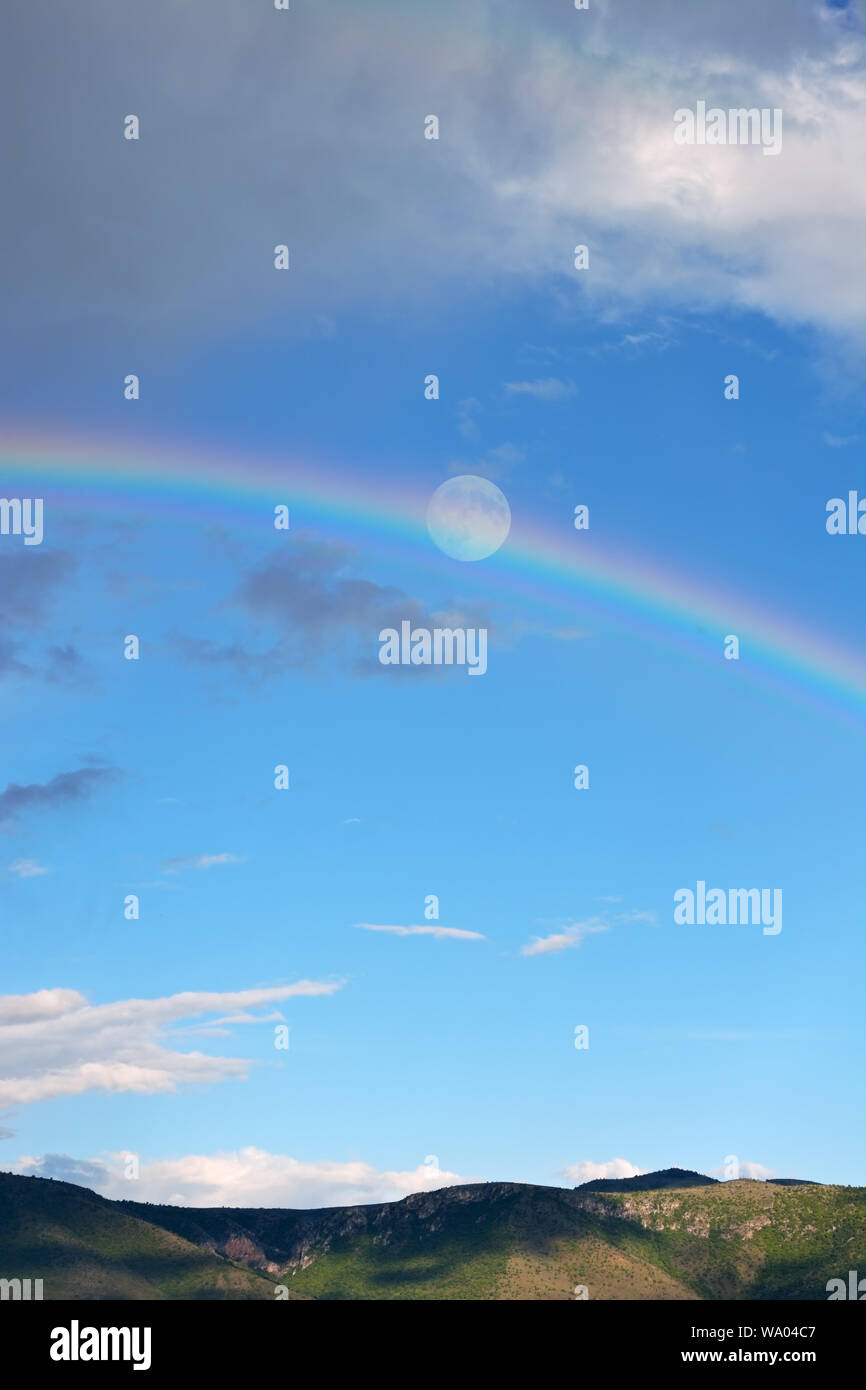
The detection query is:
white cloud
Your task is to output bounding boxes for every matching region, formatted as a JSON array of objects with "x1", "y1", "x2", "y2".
[
  {"x1": 355, "y1": 923, "x2": 485, "y2": 941},
  {"x1": 8, "y1": 859, "x2": 49, "y2": 878},
  {"x1": 520, "y1": 919, "x2": 609, "y2": 957},
  {"x1": 823, "y1": 432, "x2": 861, "y2": 446},
  {"x1": 620, "y1": 332, "x2": 672, "y2": 350},
  {"x1": 560, "y1": 1158, "x2": 646, "y2": 1184},
  {"x1": 0, "y1": 989, "x2": 87, "y2": 1025},
  {"x1": 447, "y1": 442, "x2": 526, "y2": 482},
  {"x1": 11, "y1": 1147, "x2": 479, "y2": 1209},
  {"x1": 712, "y1": 1159, "x2": 777, "y2": 1180},
  {"x1": 457, "y1": 397, "x2": 483, "y2": 440},
  {"x1": 0, "y1": 981, "x2": 343, "y2": 1108},
  {"x1": 162, "y1": 853, "x2": 242, "y2": 873},
  {"x1": 486, "y1": 51, "x2": 866, "y2": 341},
  {"x1": 504, "y1": 378, "x2": 576, "y2": 400},
  {"x1": 588, "y1": 327, "x2": 678, "y2": 355}
]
